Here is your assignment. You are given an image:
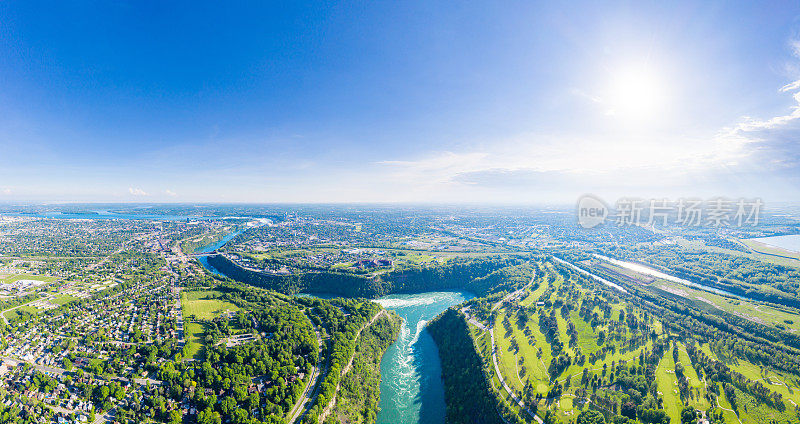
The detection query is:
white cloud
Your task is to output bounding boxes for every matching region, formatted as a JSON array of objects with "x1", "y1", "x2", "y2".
[
  {"x1": 164, "y1": 189, "x2": 177, "y2": 197},
  {"x1": 722, "y1": 90, "x2": 800, "y2": 135},
  {"x1": 1, "y1": 188, "x2": 10, "y2": 195},
  {"x1": 779, "y1": 79, "x2": 800, "y2": 92},
  {"x1": 128, "y1": 187, "x2": 148, "y2": 196}
]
